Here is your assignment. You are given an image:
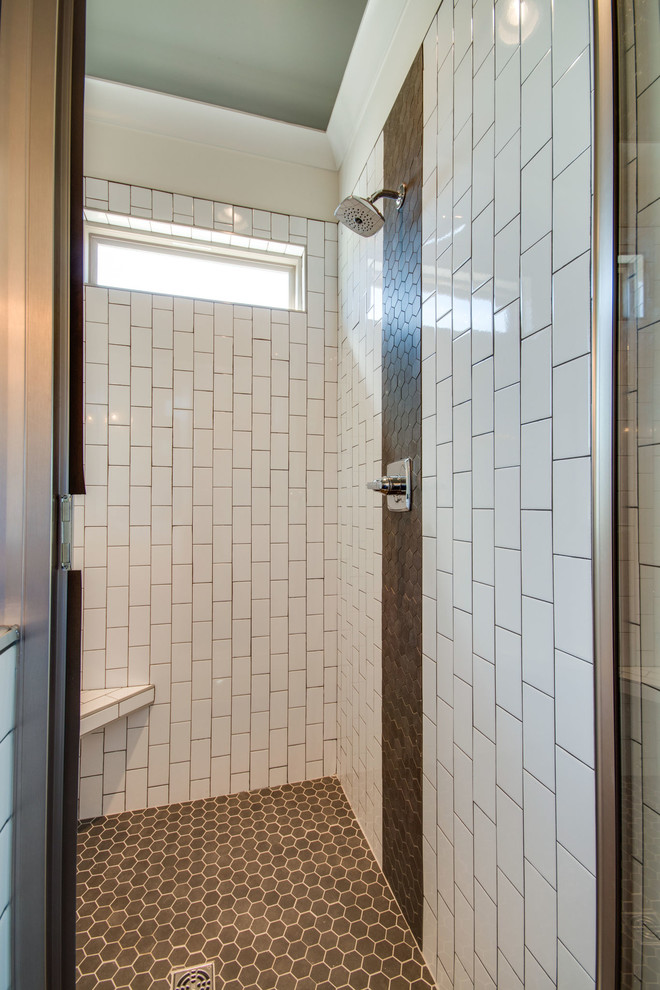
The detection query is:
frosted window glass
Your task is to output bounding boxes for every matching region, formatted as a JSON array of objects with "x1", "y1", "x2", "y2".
[{"x1": 95, "y1": 241, "x2": 292, "y2": 309}]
